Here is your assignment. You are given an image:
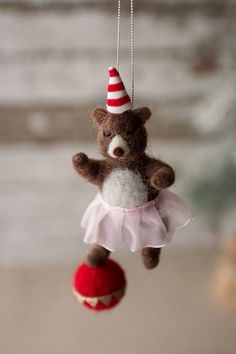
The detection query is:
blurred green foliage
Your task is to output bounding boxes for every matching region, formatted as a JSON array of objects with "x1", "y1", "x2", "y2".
[{"x1": 189, "y1": 138, "x2": 236, "y2": 230}]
